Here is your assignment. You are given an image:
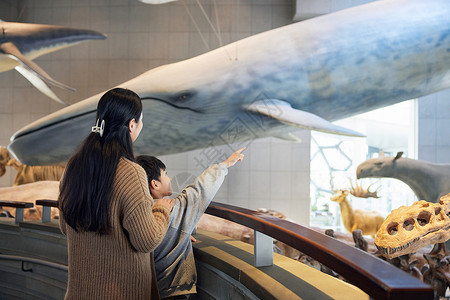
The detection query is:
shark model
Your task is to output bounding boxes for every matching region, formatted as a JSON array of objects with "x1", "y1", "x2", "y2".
[
  {"x1": 7, "y1": 0, "x2": 450, "y2": 165},
  {"x1": 0, "y1": 21, "x2": 106, "y2": 105}
]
